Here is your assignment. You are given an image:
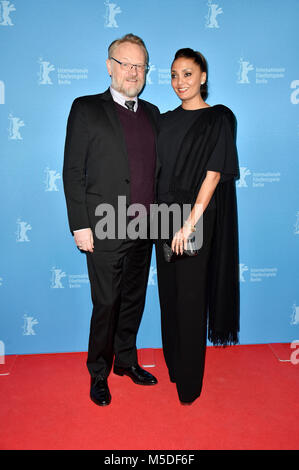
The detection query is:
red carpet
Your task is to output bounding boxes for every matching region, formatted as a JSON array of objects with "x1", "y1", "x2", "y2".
[{"x1": 0, "y1": 344, "x2": 298, "y2": 450}]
